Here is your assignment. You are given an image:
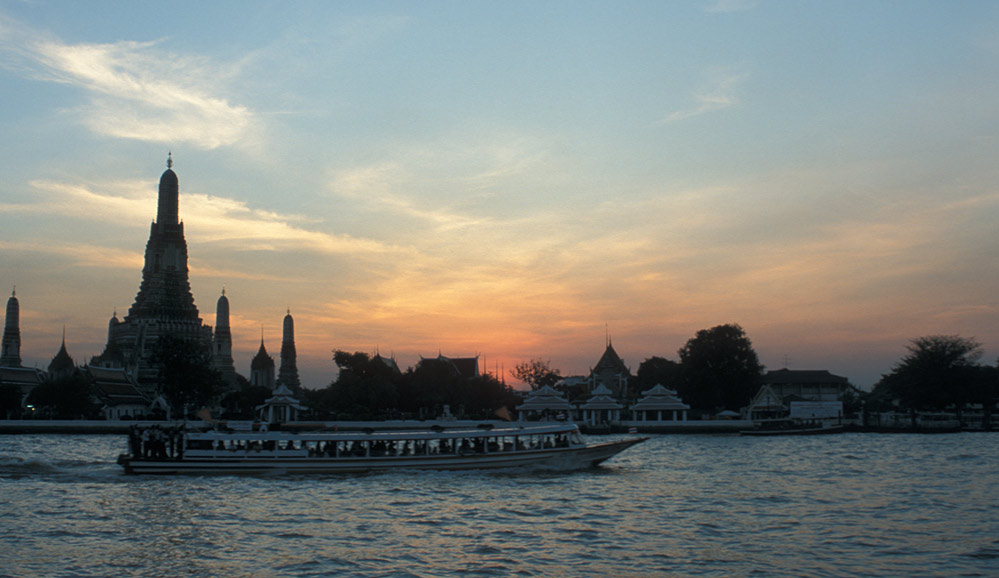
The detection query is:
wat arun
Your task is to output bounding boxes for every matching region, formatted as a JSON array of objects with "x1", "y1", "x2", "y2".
[{"x1": 92, "y1": 155, "x2": 233, "y2": 395}]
